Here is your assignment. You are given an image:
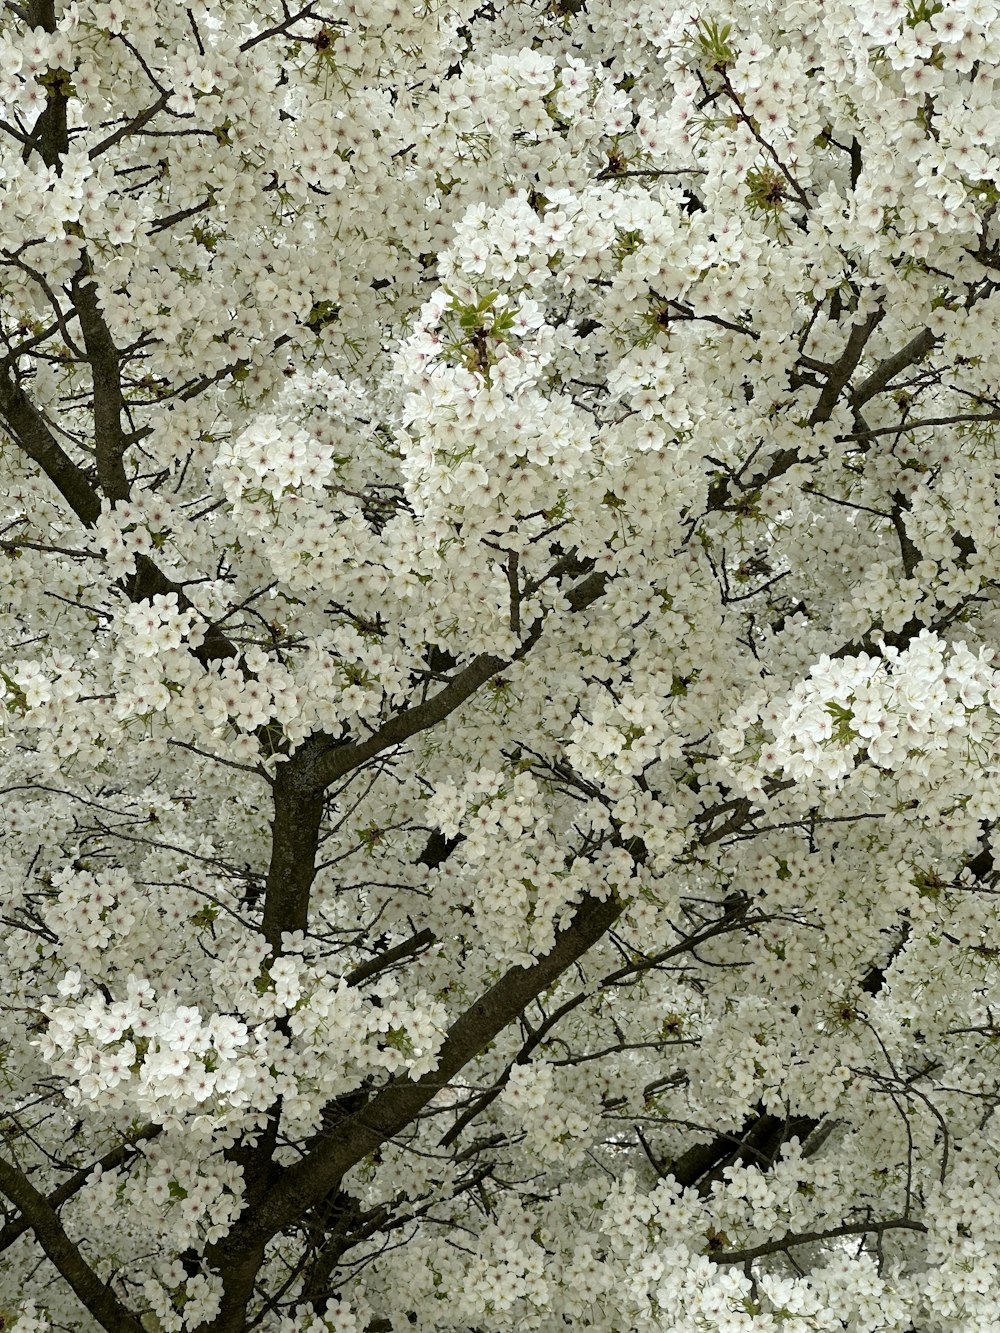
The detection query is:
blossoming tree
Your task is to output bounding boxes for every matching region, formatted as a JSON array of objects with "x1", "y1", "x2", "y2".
[{"x1": 0, "y1": 0, "x2": 999, "y2": 1327}]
